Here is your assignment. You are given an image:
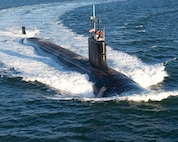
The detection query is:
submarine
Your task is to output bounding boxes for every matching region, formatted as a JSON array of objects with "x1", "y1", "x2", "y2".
[{"x1": 23, "y1": 5, "x2": 145, "y2": 97}]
